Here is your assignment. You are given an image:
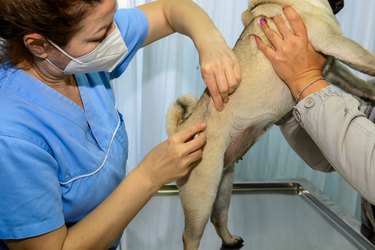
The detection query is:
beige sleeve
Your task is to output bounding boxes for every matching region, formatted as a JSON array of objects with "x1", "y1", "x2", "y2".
[{"x1": 279, "y1": 114, "x2": 335, "y2": 173}]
